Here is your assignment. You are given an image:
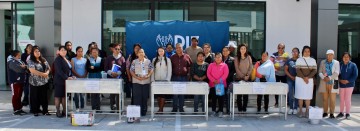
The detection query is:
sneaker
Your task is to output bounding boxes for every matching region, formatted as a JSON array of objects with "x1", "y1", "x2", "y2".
[
  {"x1": 210, "y1": 111, "x2": 217, "y2": 117},
  {"x1": 345, "y1": 114, "x2": 351, "y2": 120},
  {"x1": 293, "y1": 109, "x2": 298, "y2": 115},
  {"x1": 218, "y1": 112, "x2": 223, "y2": 118},
  {"x1": 329, "y1": 114, "x2": 335, "y2": 119},
  {"x1": 288, "y1": 109, "x2": 293, "y2": 115},
  {"x1": 76, "y1": 109, "x2": 80, "y2": 112},
  {"x1": 336, "y1": 113, "x2": 344, "y2": 118},
  {"x1": 323, "y1": 113, "x2": 328, "y2": 118}
]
